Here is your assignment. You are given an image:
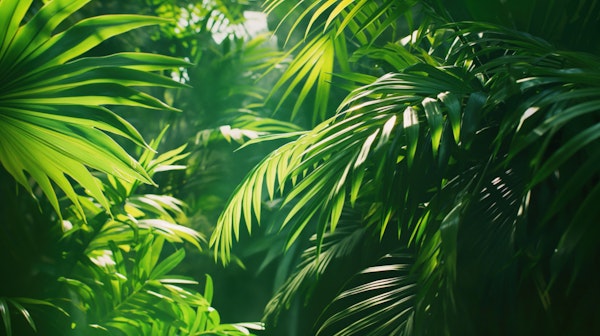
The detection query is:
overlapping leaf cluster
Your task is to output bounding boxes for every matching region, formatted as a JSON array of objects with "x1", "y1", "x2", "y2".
[
  {"x1": 212, "y1": 0, "x2": 600, "y2": 334},
  {"x1": 0, "y1": 0, "x2": 189, "y2": 217},
  {"x1": 0, "y1": 1, "x2": 263, "y2": 335}
]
